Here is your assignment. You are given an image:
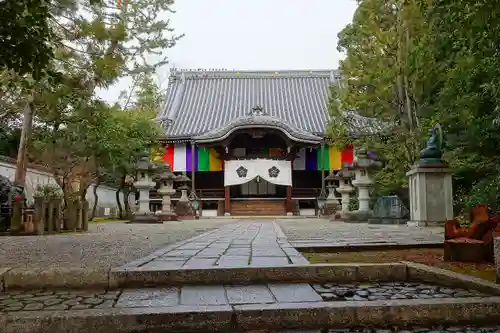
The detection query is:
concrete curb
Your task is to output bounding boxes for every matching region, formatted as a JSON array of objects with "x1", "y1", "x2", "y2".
[
  {"x1": 2, "y1": 297, "x2": 500, "y2": 333},
  {"x1": 404, "y1": 261, "x2": 500, "y2": 295},
  {"x1": 0, "y1": 304, "x2": 233, "y2": 333},
  {"x1": 294, "y1": 241, "x2": 443, "y2": 252},
  {"x1": 1, "y1": 267, "x2": 112, "y2": 291},
  {"x1": 111, "y1": 263, "x2": 407, "y2": 288}
]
